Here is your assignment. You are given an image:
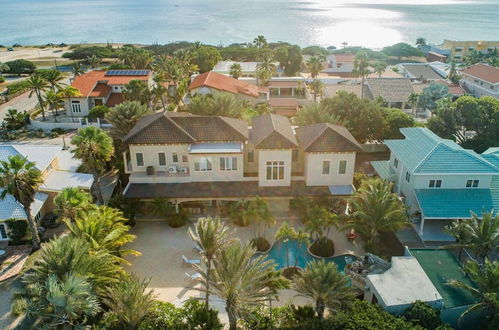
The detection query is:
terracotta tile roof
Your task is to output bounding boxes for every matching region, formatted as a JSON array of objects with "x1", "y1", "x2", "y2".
[
  {"x1": 71, "y1": 70, "x2": 151, "y2": 97},
  {"x1": 333, "y1": 54, "x2": 355, "y2": 63},
  {"x1": 365, "y1": 78, "x2": 415, "y2": 103},
  {"x1": 250, "y1": 113, "x2": 298, "y2": 149},
  {"x1": 461, "y1": 63, "x2": 499, "y2": 84},
  {"x1": 124, "y1": 112, "x2": 248, "y2": 145},
  {"x1": 89, "y1": 83, "x2": 112, "y2": 97},
  {"x1": 269, "y1": 98, "x2": 299, "y2": 108},
  {"x1": 106, "y1": 93, "x2": 124, "y2": 107},
  {"x1": 124, "y1": 180, "x2": 331, "y2": 199},
  {"x1": 189, "y1": 71, "x2": 261, "y2": 98},
  {"x1": 295, "y1": 123, "x2": 363, "y2": 153}
]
